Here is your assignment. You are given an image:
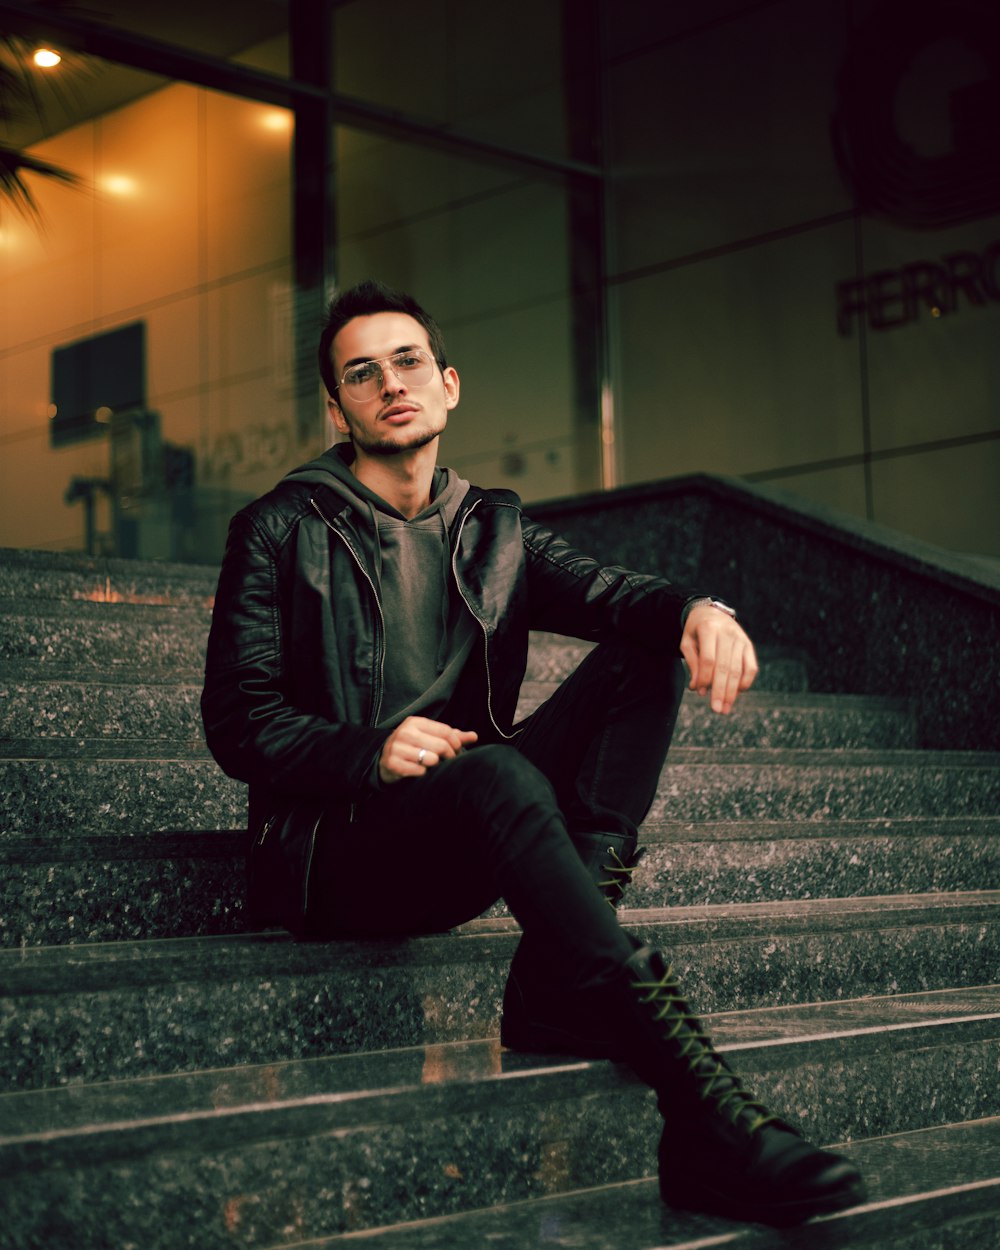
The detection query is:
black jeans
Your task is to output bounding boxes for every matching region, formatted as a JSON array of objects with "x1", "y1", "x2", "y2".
[{"x1": 307, "y1": 640, "x2": 685, "y2": 989}]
